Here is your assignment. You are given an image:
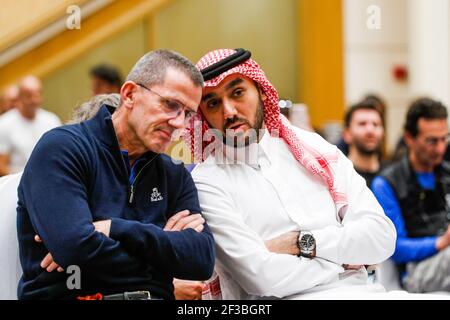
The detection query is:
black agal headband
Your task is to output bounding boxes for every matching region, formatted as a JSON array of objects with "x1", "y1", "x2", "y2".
[{"x1": 201, "y1": 48, "x2": 252, "y2": 81}]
